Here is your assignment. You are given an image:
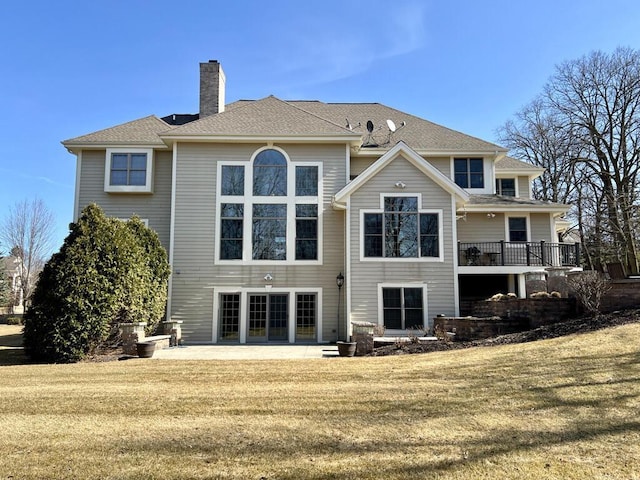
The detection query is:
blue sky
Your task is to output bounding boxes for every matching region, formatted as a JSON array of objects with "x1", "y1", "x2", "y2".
[{"x1": 2, "y1": 0, "x2": 640, "y2": 252}]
